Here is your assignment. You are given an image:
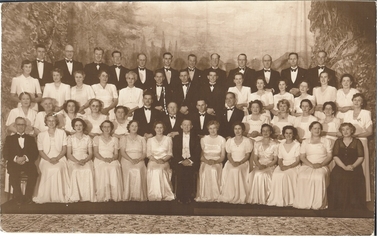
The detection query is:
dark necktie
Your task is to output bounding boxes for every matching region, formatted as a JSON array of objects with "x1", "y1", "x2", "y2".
[
  {"x1": 156, "y1": 85, "x2": 162, "y2": 87},
  {"x1": 165, "y1": 68, "x2": 170, "y2": 72},
  {"x1": 182, "y1": 83, "x2": 189, "y2": 87},
  {"x1": 318, "y1": 66, "x2": 325, "y2": 70},
  {"x1": 209, "y1": 83, "x2": 215, "y2": 87},
  {"x1": 170, "y1": 115, "x2": 176, "y2": 119},
  {"x1": 227, "y1": 107, "x2": 234, "y2": 111},
  {"x1": 239, "y1": 67, "x2": 245, "y2": 71},
  {"x1": 199, "y1": 113, "x2": 205, "y2": 117},
  {"x1": 115, "y1": 65, "x2": 121, "y2": 69}
]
